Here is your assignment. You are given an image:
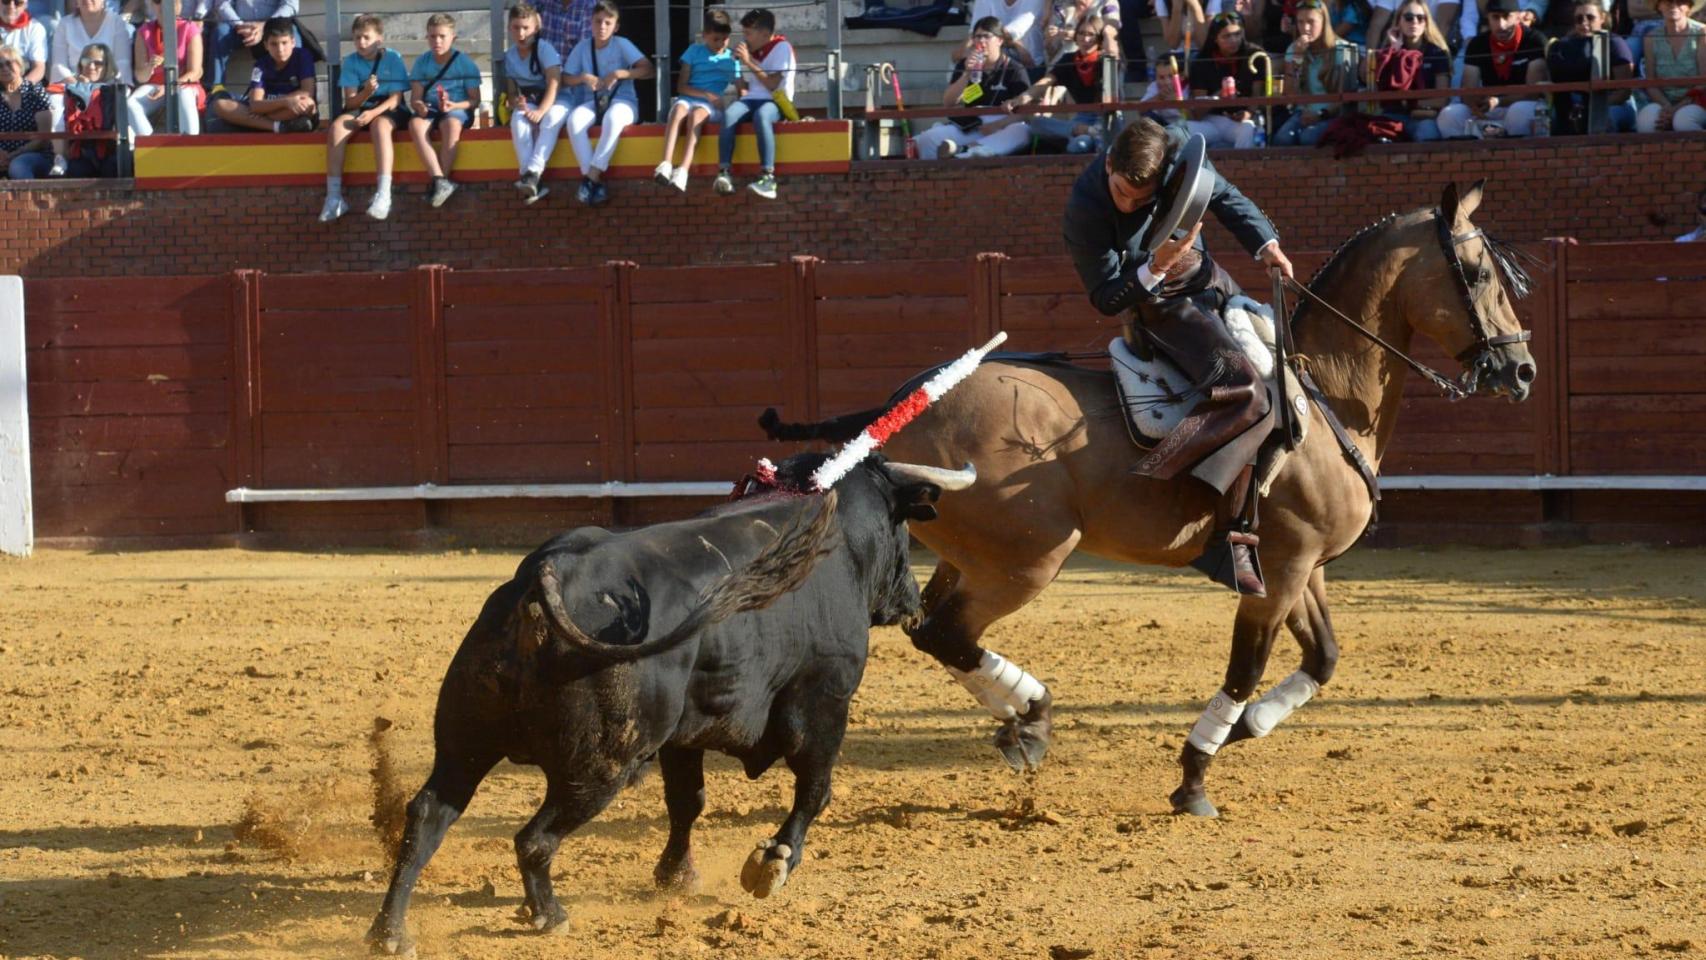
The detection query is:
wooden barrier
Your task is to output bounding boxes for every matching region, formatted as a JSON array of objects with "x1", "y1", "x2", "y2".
[{"x1": 23, "y1": 241, "x2": 1706, "y2": 544}]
